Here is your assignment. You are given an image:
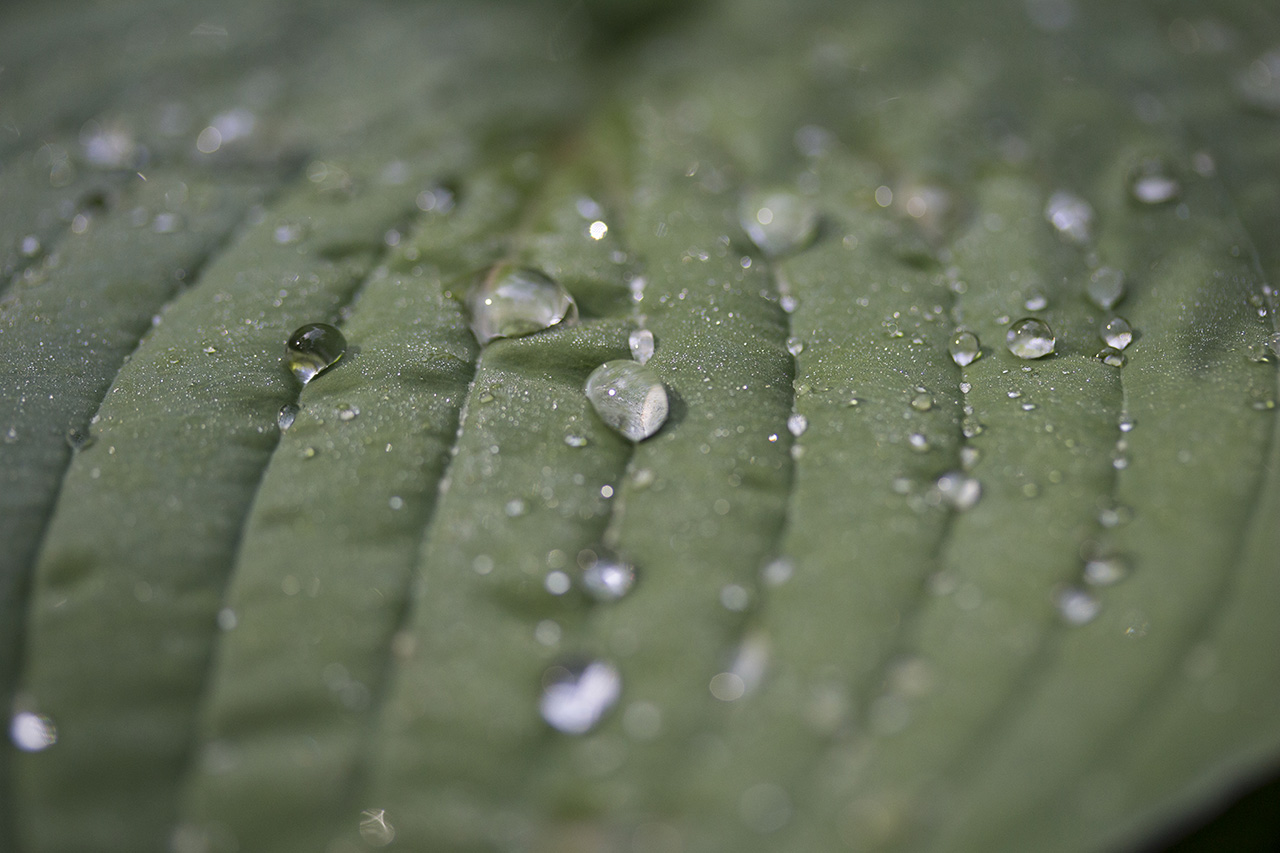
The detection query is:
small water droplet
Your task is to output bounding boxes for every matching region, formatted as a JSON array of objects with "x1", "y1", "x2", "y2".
[
  {"x1": 65, "y1": 427, "x2": 94, "y2": 451},
  {"x1": 337, "y1": 405, "x2": 359, "y2": 422},
  {"x1": 1128, "y1": 159, "x2": 1181, "y2": 205},
  {"x1": 217, "y1": 608, "x2": 237, "y2": 631},
  {"x1": 467, "y1": 265, "x2": 578, "y2": 345},
  {"x1": 585, "y1": 360, "x2": 669, "y2": 442},
  {"x1": 20, "y1": 235, "x2": 41, "y2": 256},
  {"x1": 286, "y1": 323, "x2": 346, "y2": 384},
  {"x1": 152, "y1": 212, "x2": 183, "y2": 234},
  {"x1": 629, "y1": 328, "x2": 655, "y2": 364},
  {"x1": 1238, "y1": 49, "x2": 1280, "y2": 114},
  {"x1": 1024, "y1": 293, "x2": 1048, "y2": 311},
  {"x1": 1098, "y1": 347, "x2": 1127, "y2": 368},
  {"x1": 1057, "y1": 588, "x2": 1101, "y2": 625},
  {"x1": 1006, "y1": 318, "x2": 1056, "y2": 359},
  {"x1": 540, "y1": 660, "x2": 621, "y2": 734},
  {"x1": 545, "y1": 571, "x2": 571, "y2": 595},
  {"x1": 10, "y1": 711, "x2": 57, "y2": 752},
  {"x1": 762, "y1": 557, "x2": 794, "y2": 586},
  {"x1": 948, "y1": 330, "x2": 981, "y2": 366},
  {"x1": 1087, "y1": 267, "x2": 1127, "y2": 310},
  {"x1": 739, "y1": 190, "x2": 819, "y2": 257},
  {"x1": 787, "y1": 413, "x2": 808, "y2": 437},
  {"x1": 786, "y1": 336, "x2": 805, "y2": 356},
  {"x1": 274, "y1": 222, "x2": 308, "y2": 244},
  {"x1": 277, "y1": 403, "x2": 299, "y2": 430},
  {"x1": 564, "y1": 434, "x2": 588, "y2": 448},
  {"x1": 960, "y1": 446, "x2": 982, "y2": 470},
  {"x1": 720, "y1": 584, "x2": 751, "y2": 611},
  {"x1": 1084, "y1": 555, "x2": 1130, "y2": 586},
  {"x1": 1102, "y1": 317, "x2": 1133, "y2": 350},
  {"x1": 1045, "y1": 190, "x2": 1094, "y2": 244},
  {"x1": 359, "y1": 809, "x2": 396, "y2": 847},
  {"x1": 934, "y1": 472, "x2": 981, "y2": 510},
  {"x1": 908, "y1": 432, "x2": 930, "y2": 452},
  {"x1": 580, "y1": 550, "x2": 636, "y2": 601},
  {"x1": 910, "y1": 392, "x2": 934, "y2": 412}
]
